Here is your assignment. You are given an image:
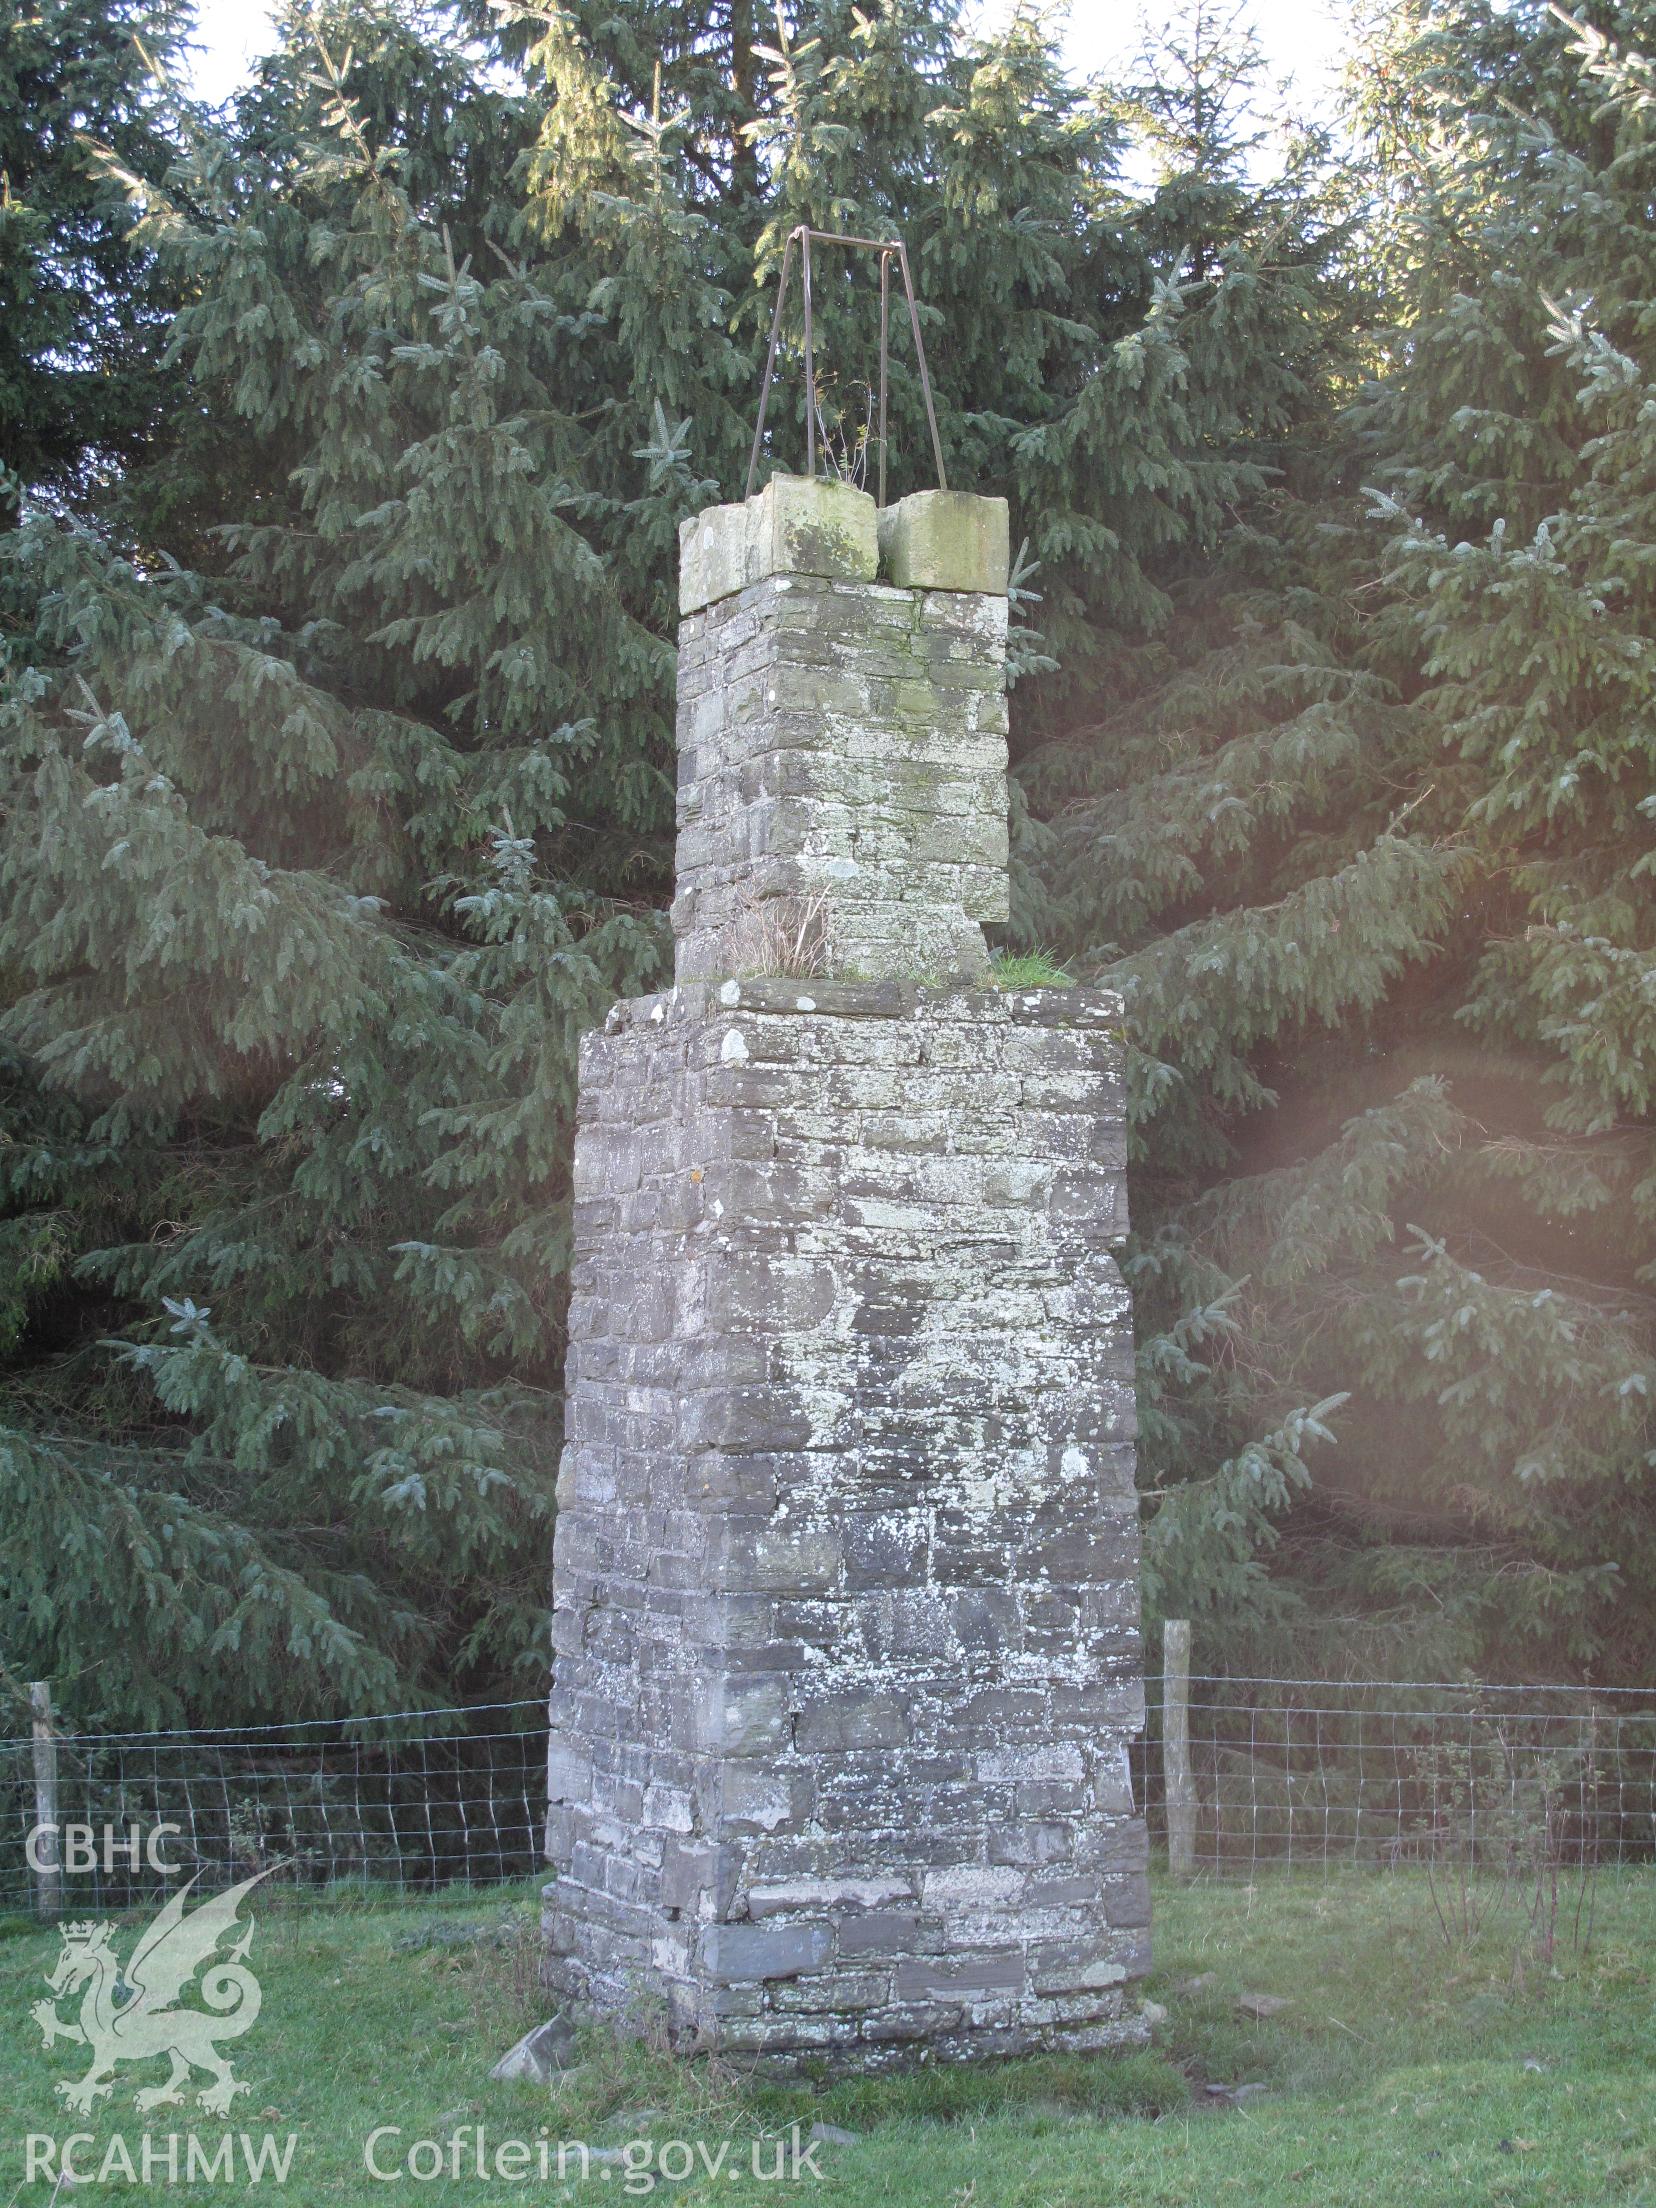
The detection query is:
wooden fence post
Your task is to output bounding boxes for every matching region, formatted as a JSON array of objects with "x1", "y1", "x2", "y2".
[
  {"x1": 1163, "y1": 1620, "x2": 1196, "y2": 1881},
  {"x1": 30, "y1": 1681, "x2": 61, "y2": 1922}
]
